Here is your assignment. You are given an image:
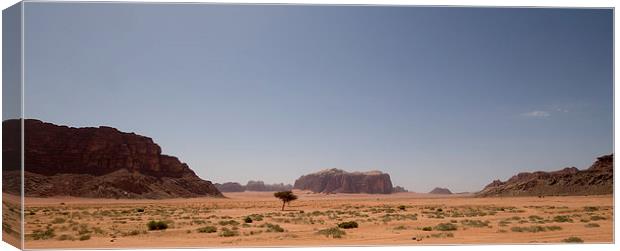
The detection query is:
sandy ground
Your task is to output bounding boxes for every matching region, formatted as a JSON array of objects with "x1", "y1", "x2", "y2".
[
  {"x1": 2, "y1": 194, "x2": 22, "y2": 249},
  {"x1": 9, "y1": 191, "x2": 613, "y2": 249}
]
